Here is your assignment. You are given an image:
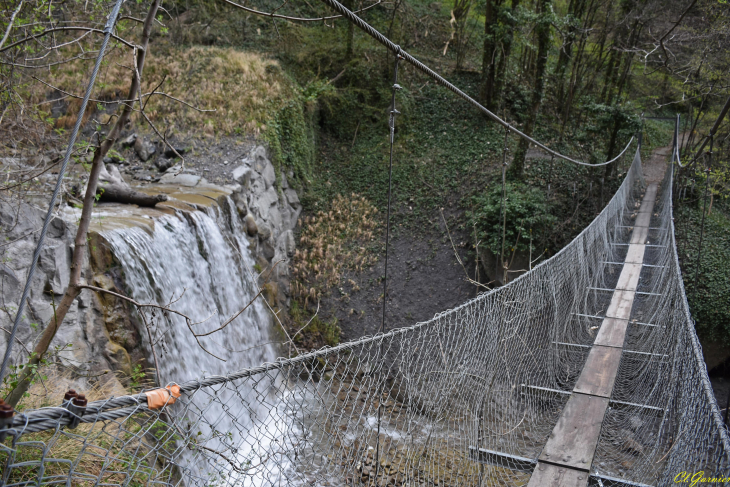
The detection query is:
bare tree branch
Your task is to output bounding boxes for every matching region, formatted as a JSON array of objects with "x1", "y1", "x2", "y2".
[
  {"x1": 1, "y1": 26, "x2": 136, "y2": 52},
  {"x1": 219, "y1": 0, "x2": 382, "y2": 23},
  {"x1": 0, "y1": 1, "x2": 25, "y2": 51}
]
